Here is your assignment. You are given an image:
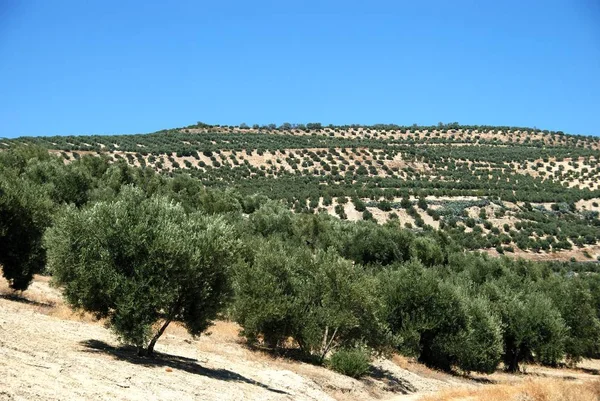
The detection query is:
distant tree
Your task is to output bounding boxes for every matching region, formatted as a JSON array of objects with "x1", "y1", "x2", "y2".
[
  {"x1": 378, "y1": 200, "x2": 392, "y2": 211},
  {"x1": 353, "y1": 197, "x2": 367, "y2": 212},
  {"x1": 45, "y1": 188, "x2": 239, "y2": 356}
]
